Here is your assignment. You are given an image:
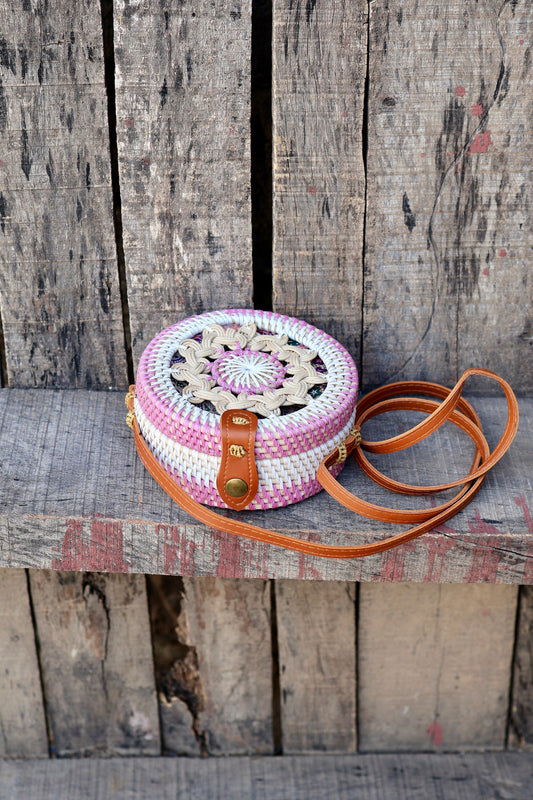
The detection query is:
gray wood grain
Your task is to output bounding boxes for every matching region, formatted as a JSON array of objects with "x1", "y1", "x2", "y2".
[
  {"x1": 114, "y1": 0, "x2": 253, "y2": 366},
  {"x1": 0, "y1": 0, "x2": 128, "y2": 388},
  {"x1": 358, "y1": 584, "x2": 518, "y2": 751},
  {"x1": 362, "y1": 0, "x2": 533, "y2": 391},
  {"x1": 29, "y1": 571, "x2": 160, "y2": 756},
  {"x1": 272, "y1": 0, "x2": 367, "y2": 357},
  {"x1": 510, "y1": 585, "x2": 533, "y2": 750},
  {"x1": 1, "y1": 753, "x2": 533, "y2": 800},
  {"x1": 276, "y1": 580, "x2": 356, "y2": 753},
  {"x1": 0, "y1": 568, "x2": 48, "y2": 757},
  {"x1": 0, "y1": 389, "x2": 531, "y2": 582},
  {"x1": 182, "y1": 577, "x2": 273, "y2": 755}
]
